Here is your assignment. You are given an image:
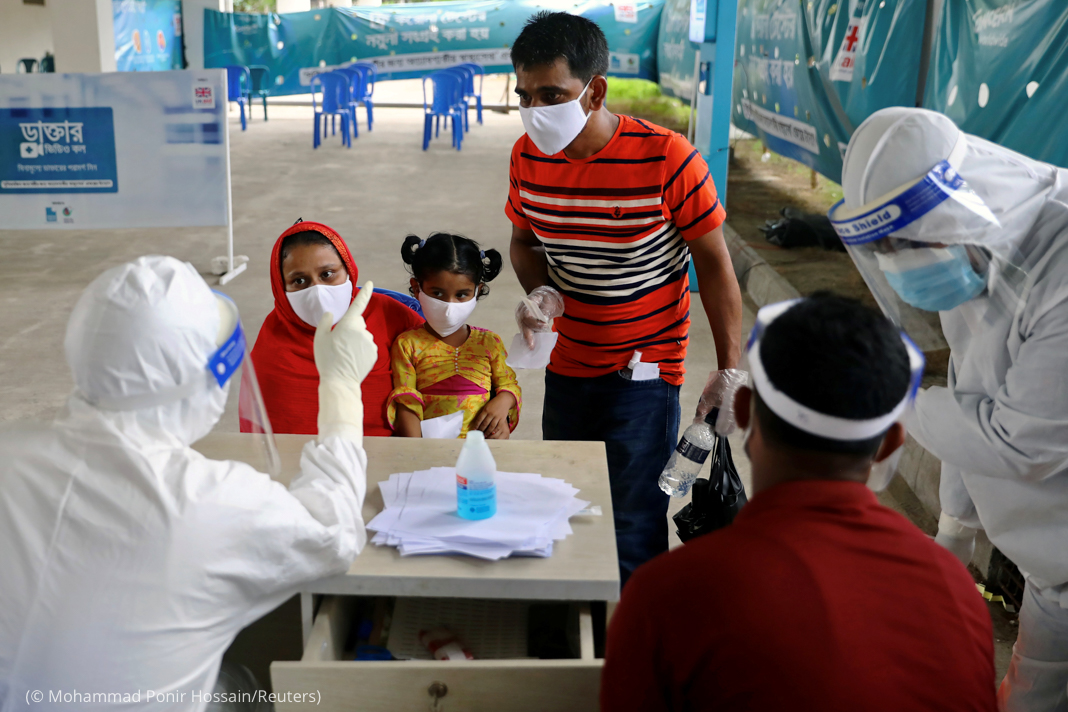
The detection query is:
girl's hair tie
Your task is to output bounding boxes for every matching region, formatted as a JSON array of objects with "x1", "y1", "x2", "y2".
[
  {"x1": 479, "y1": 250, "x2": 486, "y2": 260},
  {"x1": 419, "y1": 239, "x2": 426, "y2": 248}
]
